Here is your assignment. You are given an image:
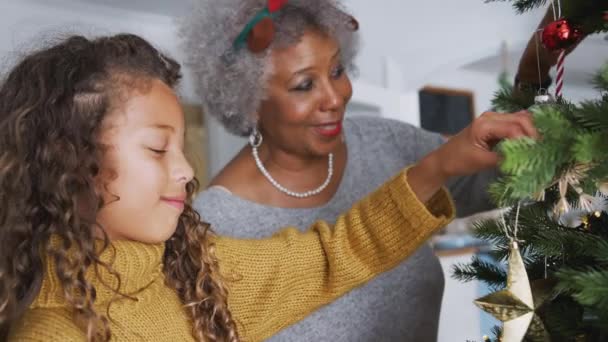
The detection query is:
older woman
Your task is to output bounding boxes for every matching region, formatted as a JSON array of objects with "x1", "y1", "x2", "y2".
[{"x1": 181, "y1": 0, "x2": 531, "y2": 340}]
